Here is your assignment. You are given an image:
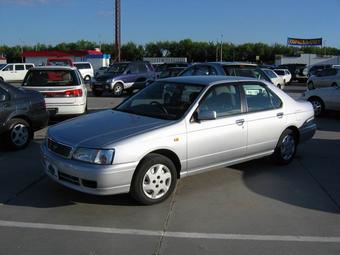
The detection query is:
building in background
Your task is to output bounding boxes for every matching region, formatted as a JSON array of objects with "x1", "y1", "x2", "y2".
[
  {"x1": 22, "y1": 50, "x2": 111, "y2": 70},
  {"x1": 0, "y1": 56, "x2": 7, "y2": 64},
  {"x1": 275, "y1": 53, "x2": 340, "y2": 67}
]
